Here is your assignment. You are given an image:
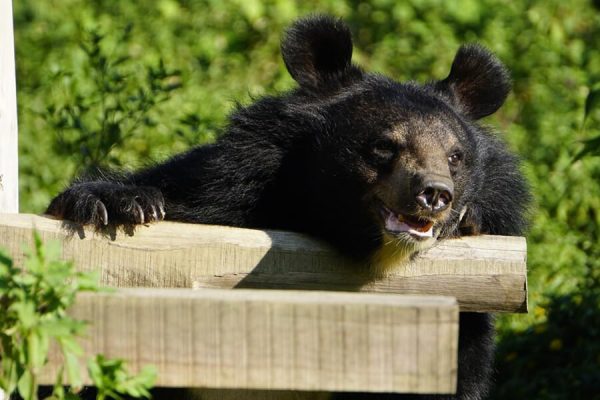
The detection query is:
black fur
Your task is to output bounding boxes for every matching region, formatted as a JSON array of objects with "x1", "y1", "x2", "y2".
[
  {"x1": 434, "y1": 44, "x2": 512, "y2": 120},
  {"x1": 281, "y1": 15, "x2": 362, "y2": 90},
  {"x1": 46, "y1": 15, "x2": 530, "y2": 400}
]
